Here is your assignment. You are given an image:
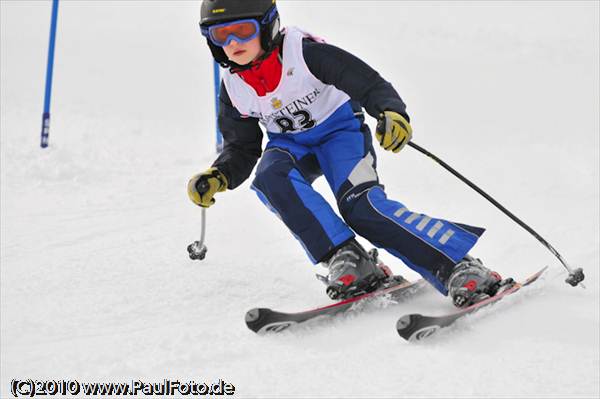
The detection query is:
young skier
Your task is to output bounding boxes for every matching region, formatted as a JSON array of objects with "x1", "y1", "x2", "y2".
[{"x1": 188, "y1": 0, "x2": 509, "y2": 307}]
